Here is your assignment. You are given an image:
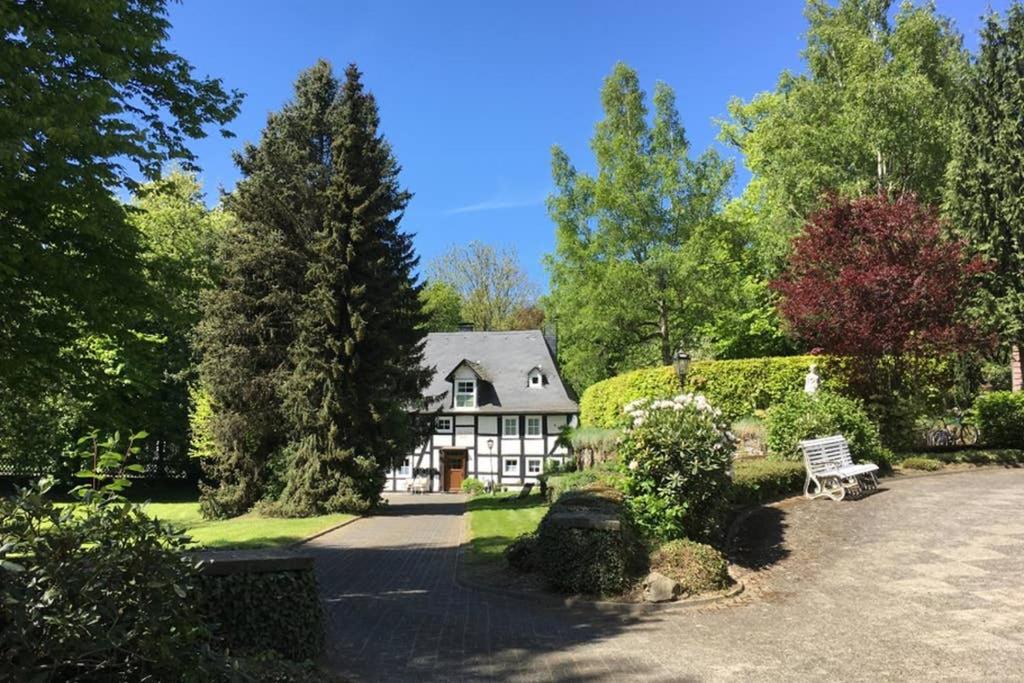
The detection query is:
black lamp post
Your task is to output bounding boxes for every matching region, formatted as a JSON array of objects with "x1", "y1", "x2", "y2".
[
  {"x1": 673, "y1": 348, "x2": 691, "y2": 387},
  {"x1": 486, "y1": 438, "x2": 495, "y2": 492}
]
